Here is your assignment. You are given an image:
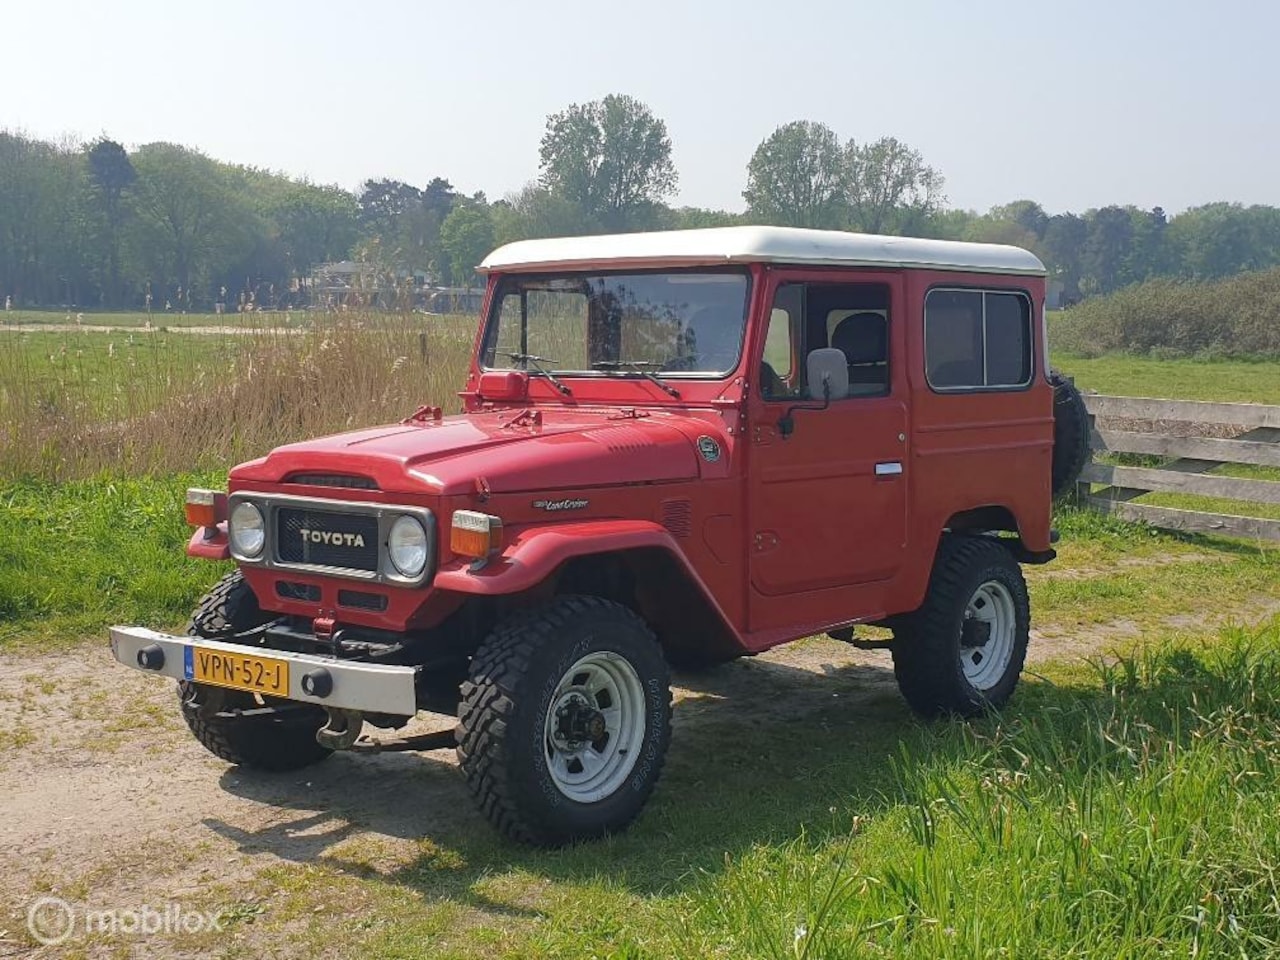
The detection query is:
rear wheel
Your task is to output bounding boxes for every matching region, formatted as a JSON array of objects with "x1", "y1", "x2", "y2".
[
  {"x1": 456, "y1": 595, "x2": 672, "y2": 846},
  {"x1": 891, "y1": 537, "x2": 1030, "y2": 717},
  {"x1": 178, "y1": 571, "x2": 332, "y2": 772}
]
